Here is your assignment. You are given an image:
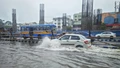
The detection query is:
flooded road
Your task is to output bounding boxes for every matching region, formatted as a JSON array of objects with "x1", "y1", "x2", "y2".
[{"x1": 0, "y1": 38, "x2": 120, "y2": 68}]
